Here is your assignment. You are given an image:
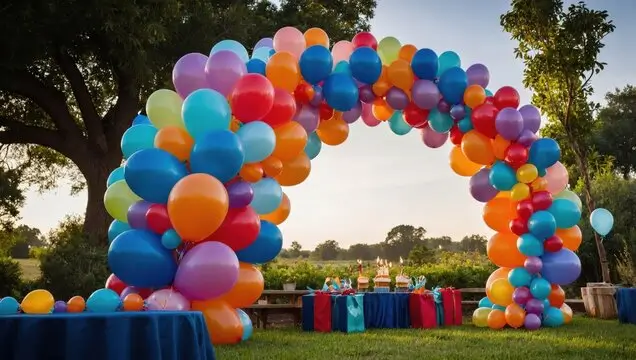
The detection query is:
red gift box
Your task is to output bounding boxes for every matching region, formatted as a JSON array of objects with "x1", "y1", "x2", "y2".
[
  {"x1": 313, "y1": 292, "x2": 332, "y2": 332},
  {"x1": 409, "y1": 293, "x2": 437, "y2": 329},
  {"x1": 440, "y1": 288, "x2": 463, "y2": 326}
]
